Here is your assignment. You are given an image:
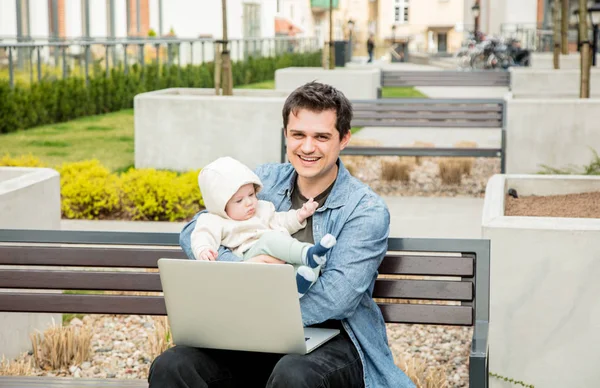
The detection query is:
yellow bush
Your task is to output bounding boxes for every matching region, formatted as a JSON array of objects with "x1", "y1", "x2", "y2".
[
  {"x1": 3, "y1": 155, "x2": 204, "y2": 221},
  {"x1": 58, "y1": 160, "x2": 121, "y2": 219},
  {"x1": 0, "y1": 154, "x2": 47, "y2": 167},
  {"x1": 119, "y1": 168, "x2": 203, "y2": 221}
]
